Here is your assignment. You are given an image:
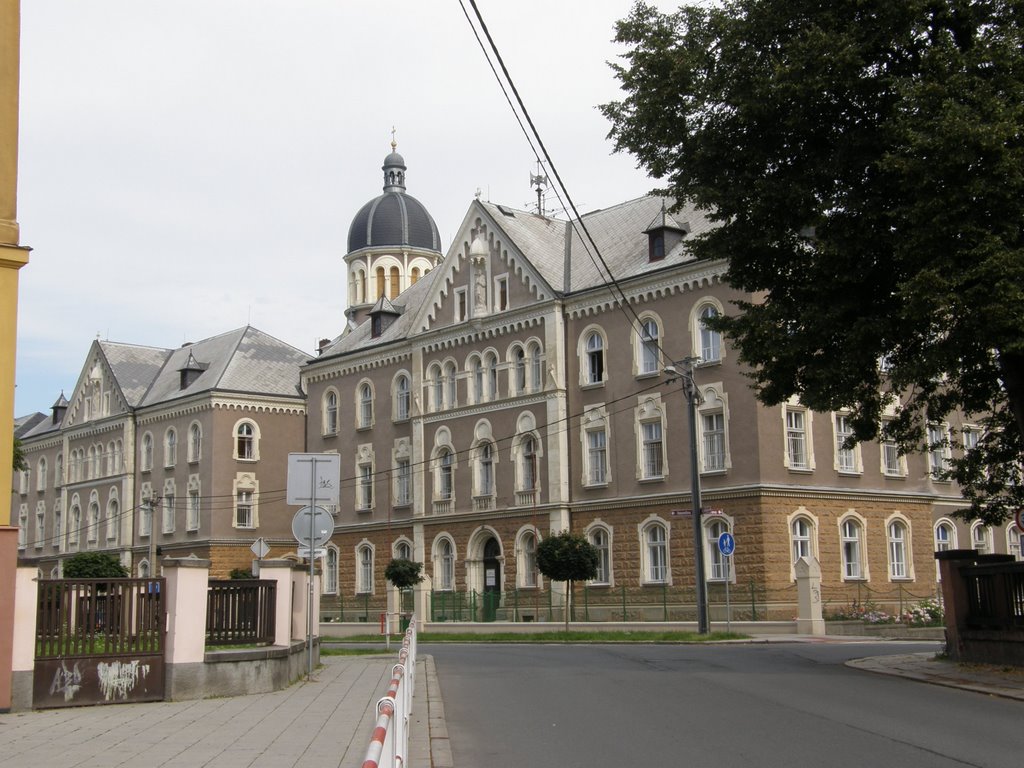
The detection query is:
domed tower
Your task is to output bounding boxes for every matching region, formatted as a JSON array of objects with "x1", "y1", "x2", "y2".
[{"x1": 345, "y1": 142, "x2": 442, "y2": 326}]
